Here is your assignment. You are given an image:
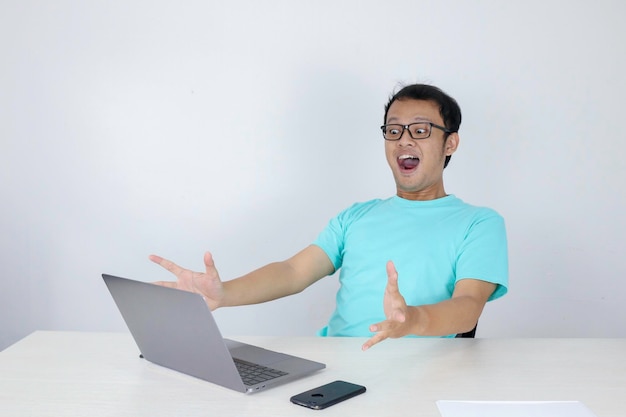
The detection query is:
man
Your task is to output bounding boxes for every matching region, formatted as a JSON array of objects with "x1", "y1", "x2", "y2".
[{"x1": 150, "y1": 83, "x2": 508, "y2": 351}]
